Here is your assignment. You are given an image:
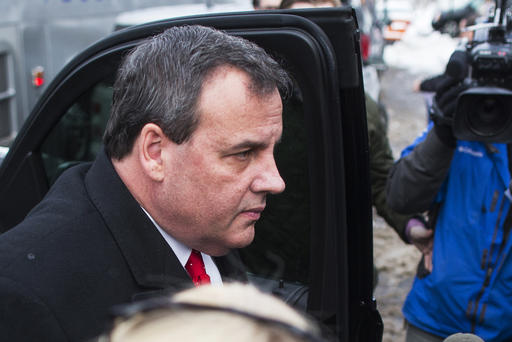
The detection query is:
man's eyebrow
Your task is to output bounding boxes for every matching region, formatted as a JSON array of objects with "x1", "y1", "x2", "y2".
[
  {"x1": 230, "y1": 140, "x2": 266, "y2": 151},
  {"x1": 230, "y1": 136, "x2": 282, "y2": 151}
]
